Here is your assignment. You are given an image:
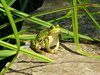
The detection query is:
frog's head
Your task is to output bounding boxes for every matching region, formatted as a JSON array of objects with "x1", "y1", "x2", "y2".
[{"x1": 48, "y1": 24, "x2": 61, "y2": 34}]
